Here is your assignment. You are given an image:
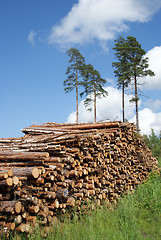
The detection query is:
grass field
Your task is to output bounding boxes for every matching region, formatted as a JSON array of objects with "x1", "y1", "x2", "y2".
[{"x1": 10, "y1": 168, "x2": 161, "y2": 240}]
